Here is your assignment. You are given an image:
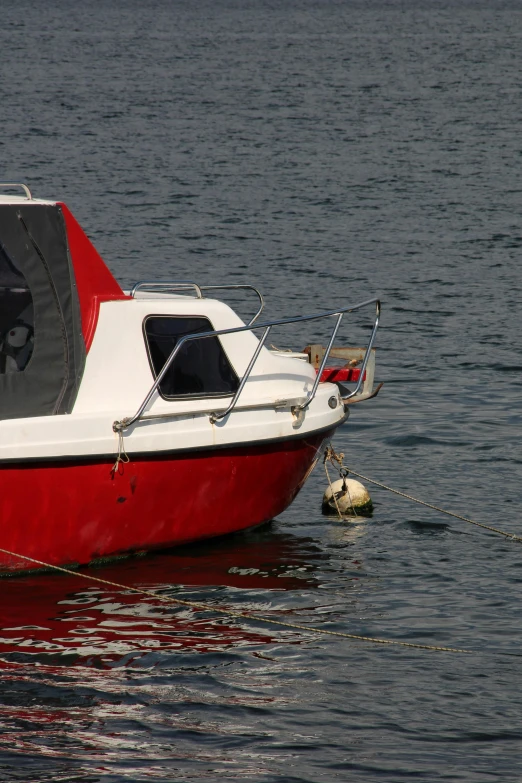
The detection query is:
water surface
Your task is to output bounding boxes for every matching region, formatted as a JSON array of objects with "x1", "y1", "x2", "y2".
[{"x1": 1, "y1": 1, "x2": 522, "y2": 780}]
